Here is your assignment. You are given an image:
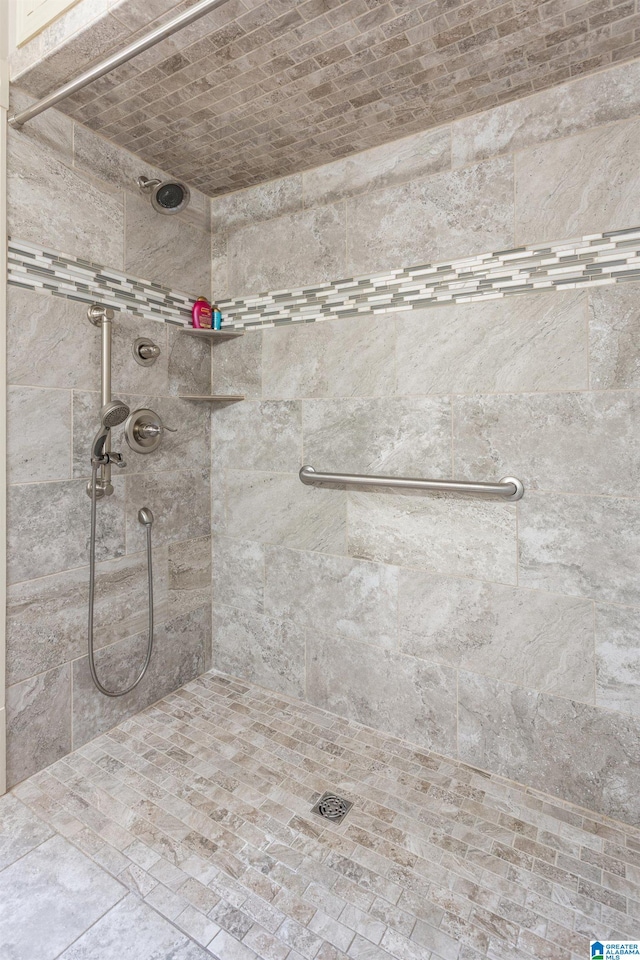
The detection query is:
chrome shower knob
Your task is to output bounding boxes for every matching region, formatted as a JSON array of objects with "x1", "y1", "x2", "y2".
[
  {"x1": 124, "y1": 408, "x2": 176, "y2": 454},
  {"x1": 133, "y1": 337, "x2": 161, "y2": 366}
]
